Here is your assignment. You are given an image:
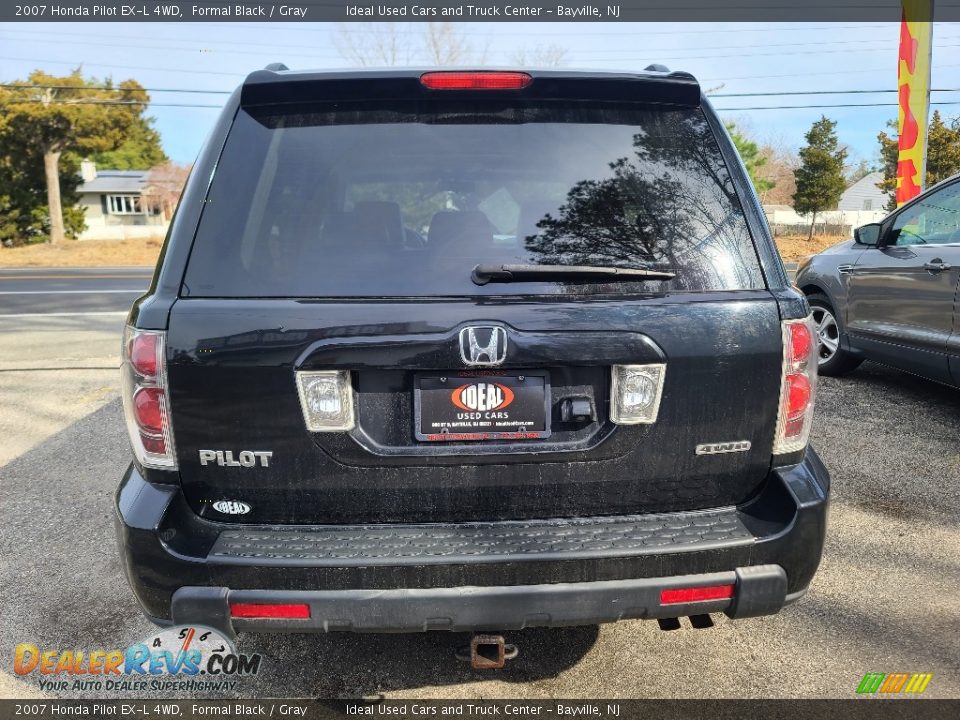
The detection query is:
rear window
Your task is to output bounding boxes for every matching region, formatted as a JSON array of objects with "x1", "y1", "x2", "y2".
[{"x1": 182, "y1": 99, "x2": 764, "y2": 297}]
